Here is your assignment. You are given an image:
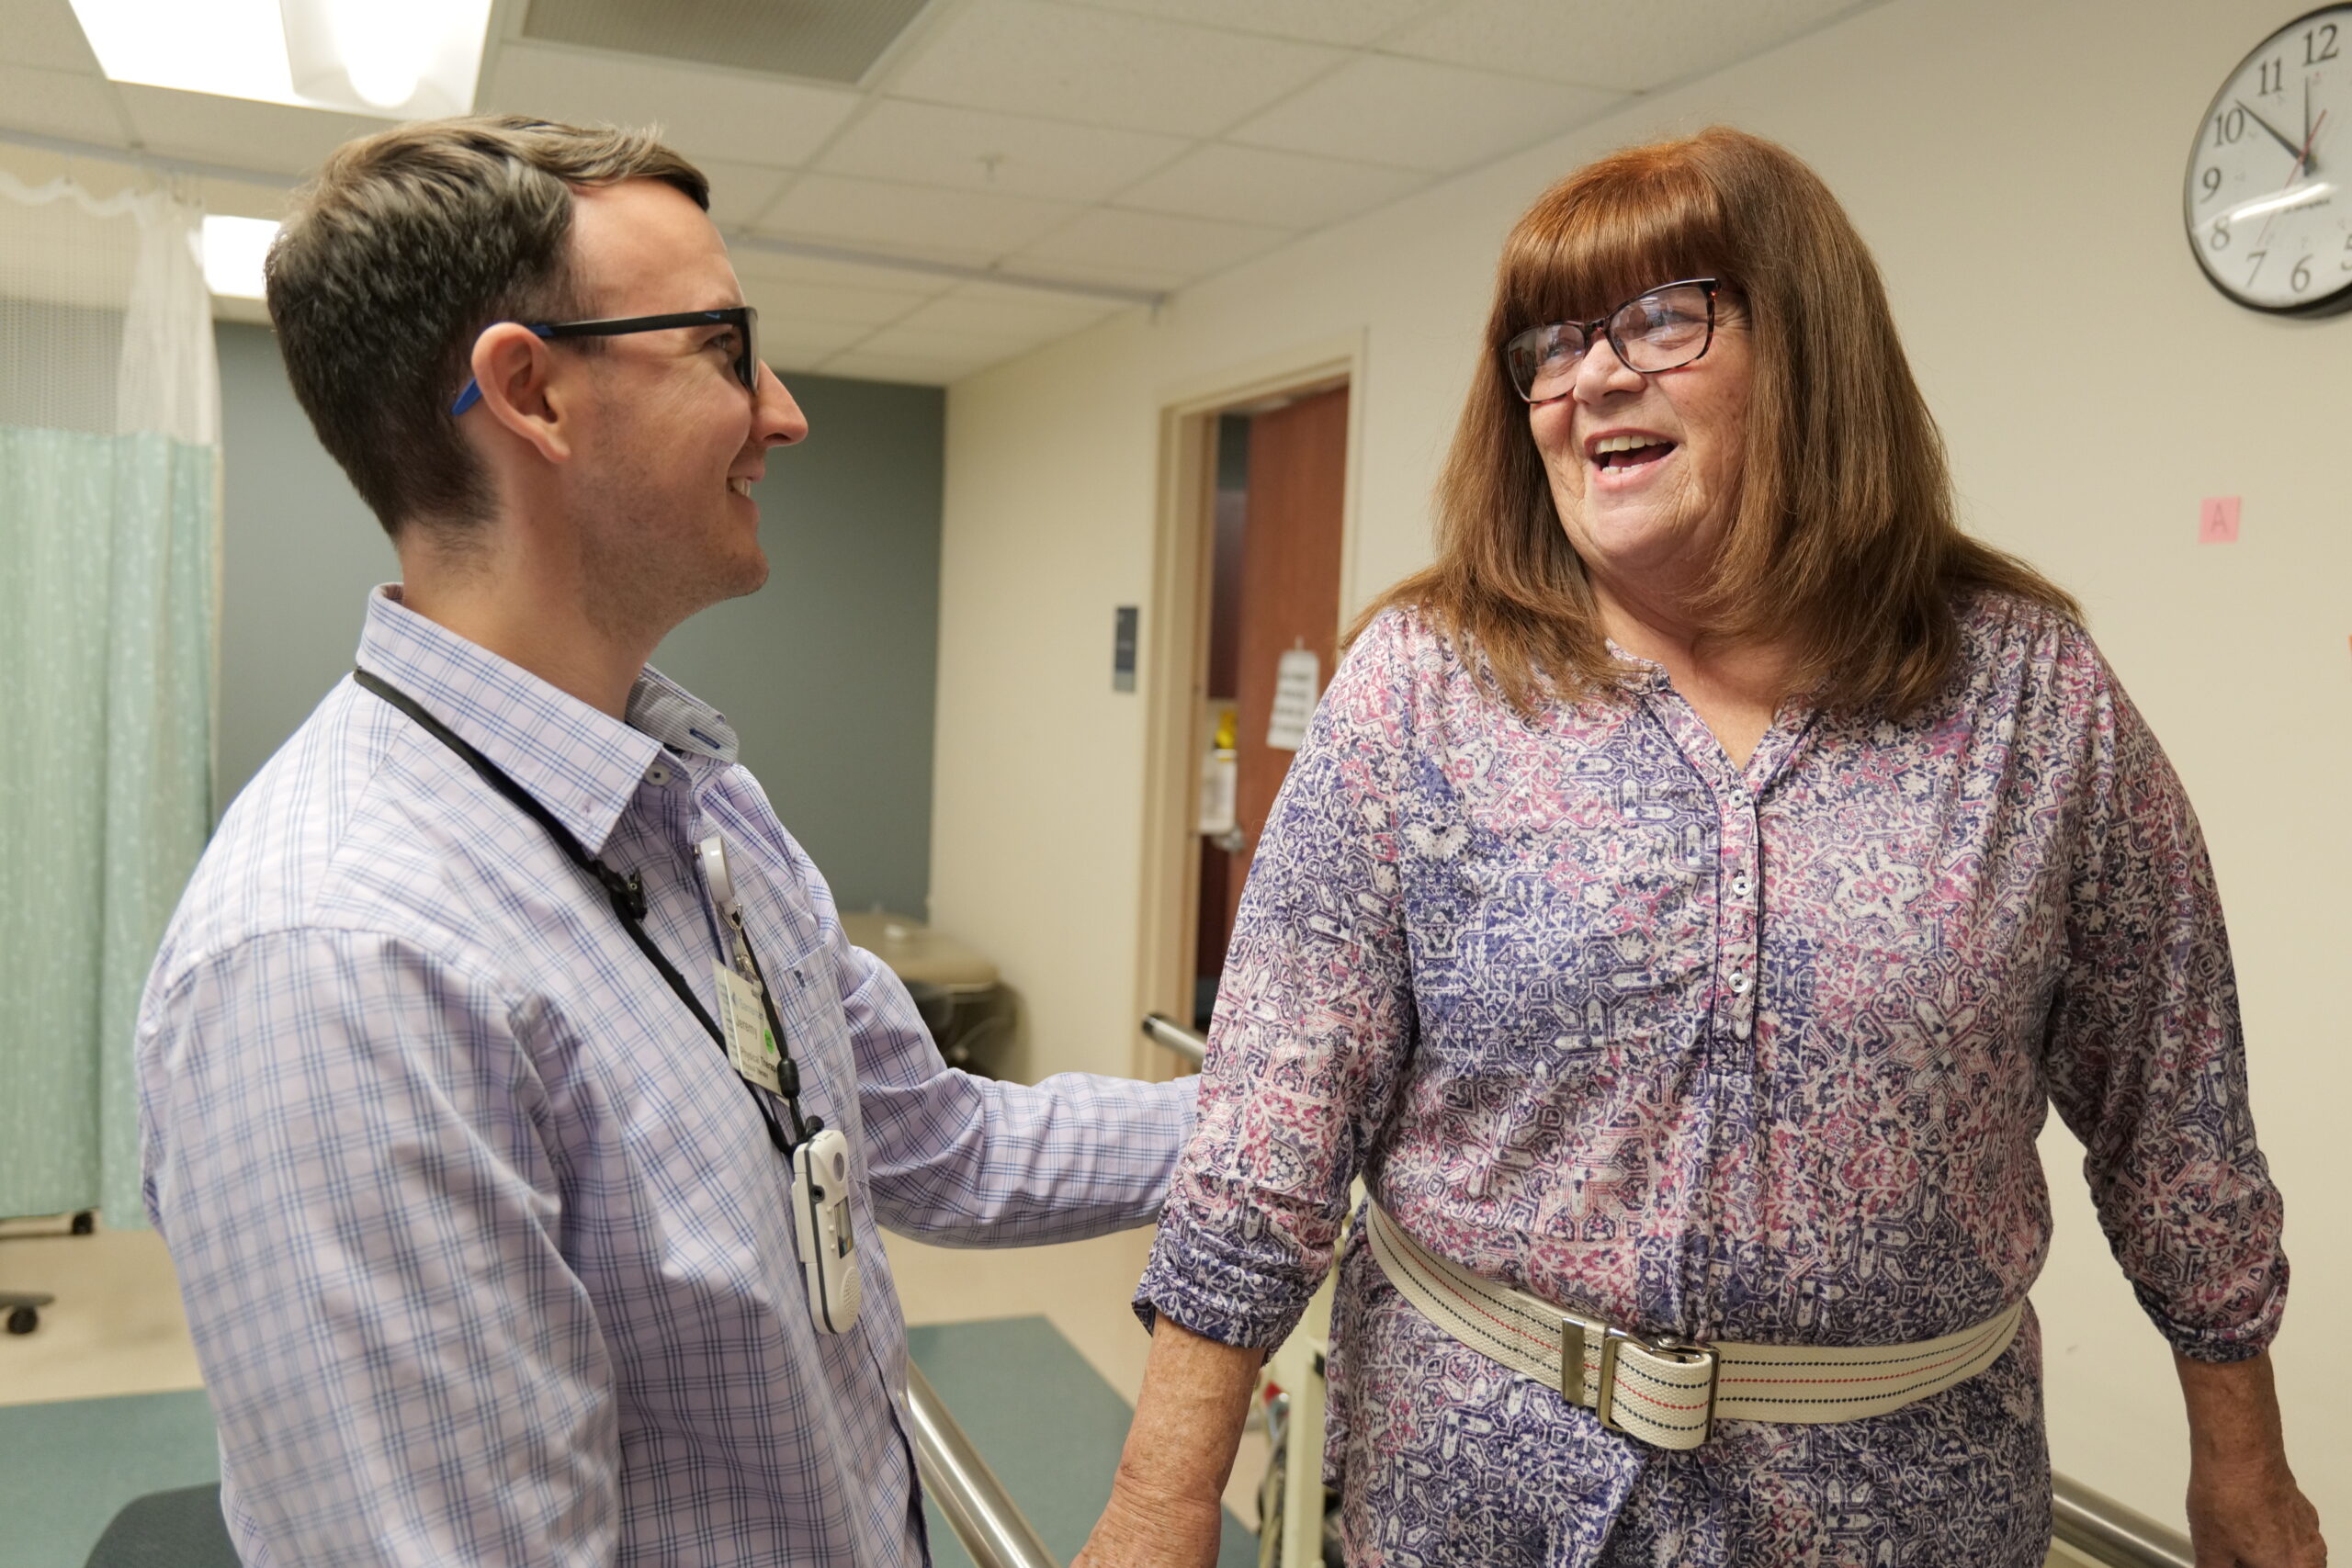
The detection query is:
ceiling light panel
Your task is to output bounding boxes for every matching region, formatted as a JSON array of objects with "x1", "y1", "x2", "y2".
[
  {"x1": 887, "y1": 0, "x2": 1345, "y2": 137},
  {"x1": 202, "y1": 214, "x2": 277, "y2": 299},
  {"x1": 67, "y1": 0, "x2": 492, "y2": 119},
  {"x1": 520, "y1": 0, "x2": 931, "y2": 85}
]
